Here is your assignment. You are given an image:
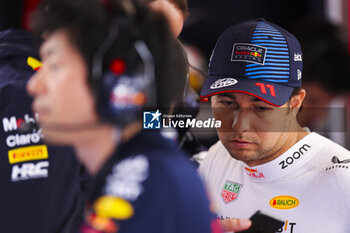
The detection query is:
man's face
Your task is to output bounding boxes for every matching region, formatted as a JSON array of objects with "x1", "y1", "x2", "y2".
[
  {"x1": 27, "y1": 29, "x2": 98, "y2": 144},
  {"x1": 211, "y1": 92, "x2": 295, "y2": 166}
]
